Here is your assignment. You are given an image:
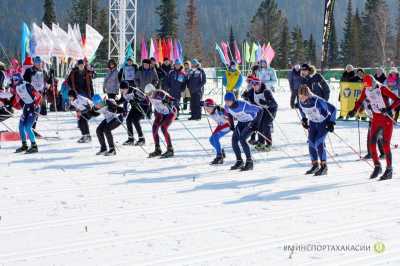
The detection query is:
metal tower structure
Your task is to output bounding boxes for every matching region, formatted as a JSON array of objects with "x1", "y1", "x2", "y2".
[{"x1": 108, "y1": 0, "x2": 137, "y2": 64}]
